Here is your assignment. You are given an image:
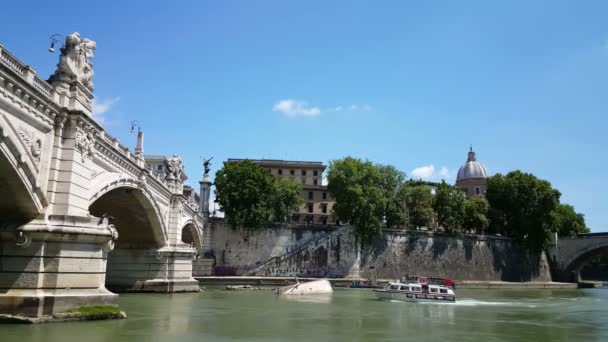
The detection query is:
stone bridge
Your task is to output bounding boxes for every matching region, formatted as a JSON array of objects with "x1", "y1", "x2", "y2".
[
  {"x1": 547, "y1": 233, "x2": 608, "y2": 282},
  {"x1": 0, "y1": 34, "x2": 211, "y2": 318}
]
